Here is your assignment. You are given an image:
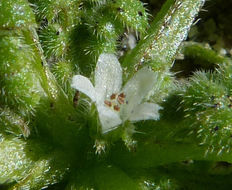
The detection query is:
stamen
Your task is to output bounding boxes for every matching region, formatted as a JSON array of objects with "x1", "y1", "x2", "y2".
[
  {"x1": 114, "y1": 105, "x2": 120, "y2": 111},
  {"x1": 104, "y1": 100, "x2": 112, "y2": 107},
  {"x1": 119, "y1": 93, "x2": 126, "y2": 98},
  {"x1": 117, "y1": 96, "x2": 124, "y2": 104},
  {"x1": 110, "y1": 93, "x2": 116, "y2": 100}
]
